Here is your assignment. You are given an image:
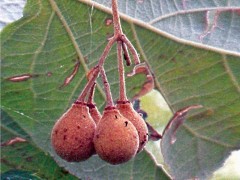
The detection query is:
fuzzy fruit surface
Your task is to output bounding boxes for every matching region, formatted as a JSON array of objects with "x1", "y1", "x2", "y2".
[
  {"x1": 94, "y1": 108, "x2": 139, "y2": 165},
  {"x1": 117, "y1": 101, "x2": 148, "y2": 152},
  {"x1": 51, "y1": 103, "x2": 96, "y2": 162}
]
